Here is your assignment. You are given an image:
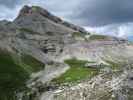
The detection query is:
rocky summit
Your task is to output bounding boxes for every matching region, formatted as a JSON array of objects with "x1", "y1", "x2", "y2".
[{"x1": 0, "y1": 5, "x2": 133, "y2": 100}]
